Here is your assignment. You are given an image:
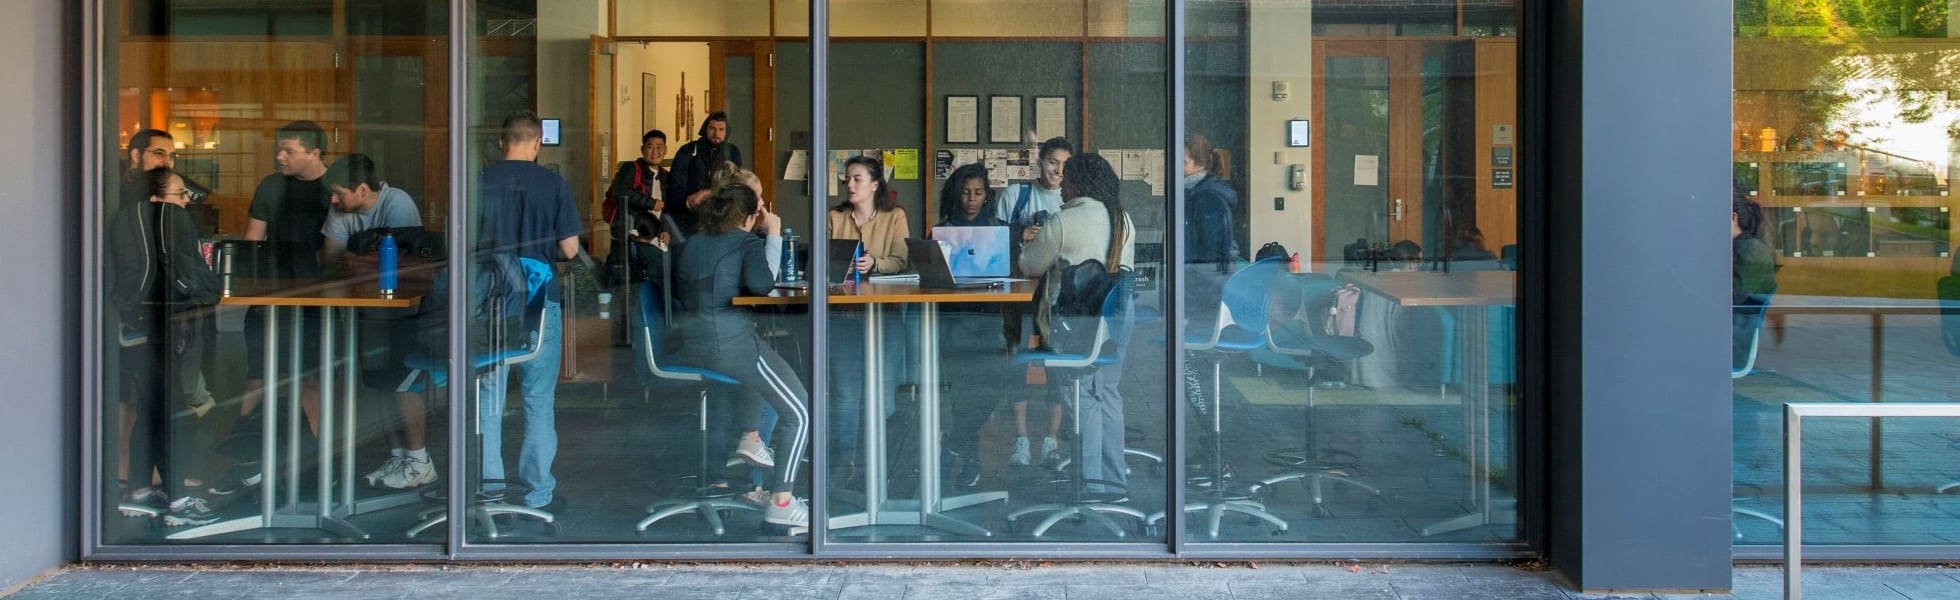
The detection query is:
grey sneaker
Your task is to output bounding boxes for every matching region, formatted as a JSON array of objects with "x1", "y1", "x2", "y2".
[
  {"x1": 364, "y1": 456, "x2": 405, "y2": 487},
  {"x1": 1041, "y1": 437, "x2": 1061, "y2": 462},
  {"x1": 163, "y1": 496, "x2": 220, "y2": 527},
  {"x1": 764, "y1": 496, "x2": 810, "y2": 528},
  {"x1": 735, "y1": 436, "x2": 776, "y2": 468},
  {"x1": 380, "y1": 458, "x2": 437, "y2": 489},
  {"x1": 1009, "y1": 437, "x2": 1032, "y2": 466}
]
